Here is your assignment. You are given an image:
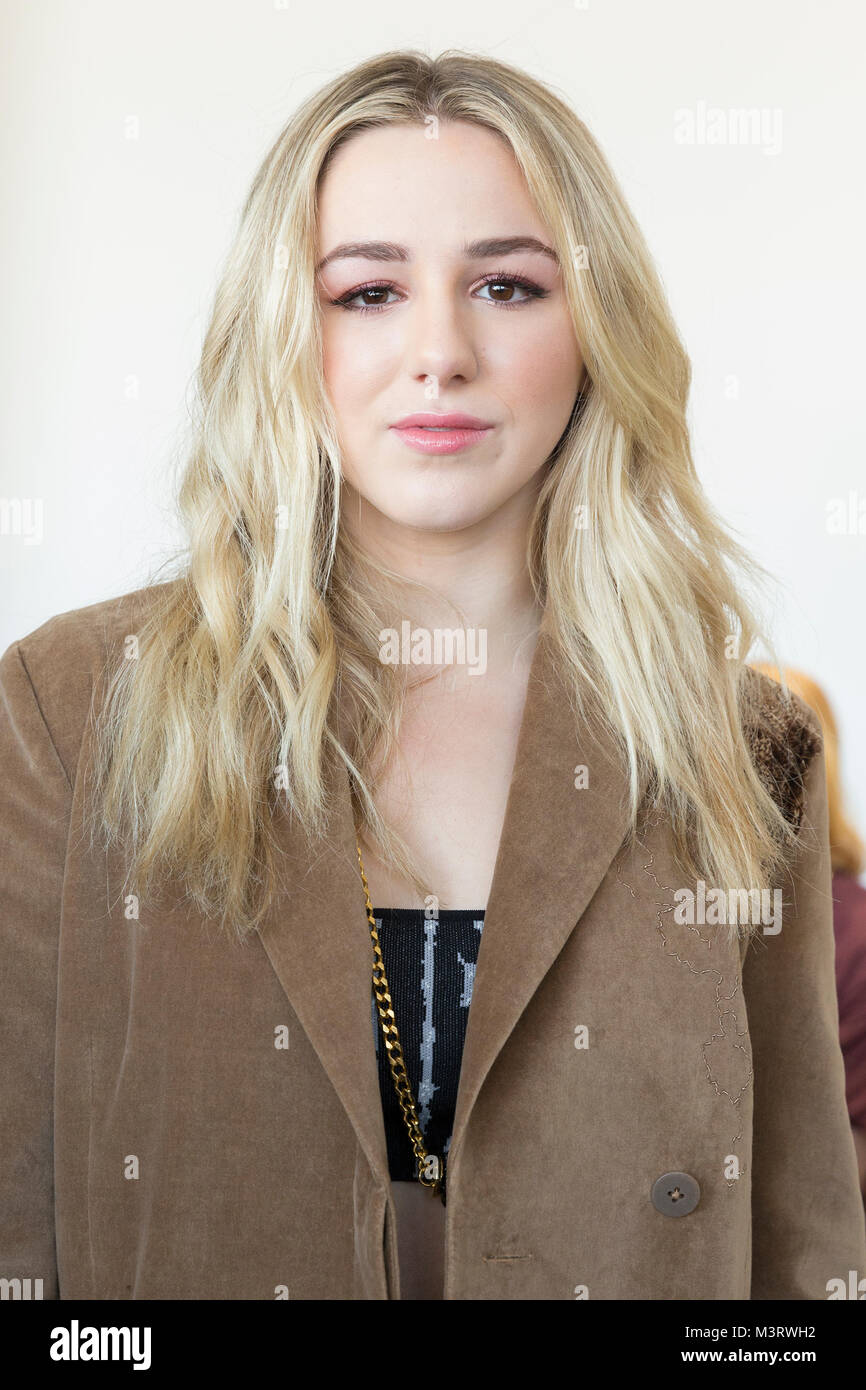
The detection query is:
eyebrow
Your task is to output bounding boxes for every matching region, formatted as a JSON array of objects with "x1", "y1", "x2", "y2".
[{"x1": 315, "y1": 235, "x2": 559, "y2": 275}]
